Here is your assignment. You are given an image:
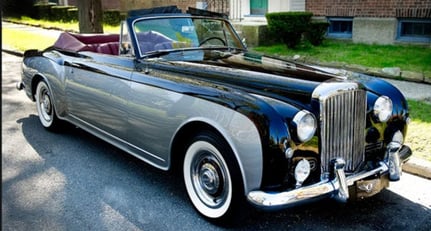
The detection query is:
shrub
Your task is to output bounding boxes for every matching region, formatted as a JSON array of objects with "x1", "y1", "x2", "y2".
[
  {"x1": 266, "y1": 11, "x2": 313, "y2": 48},
  {"x1": 33, "y1": 2, "x2": 56, "y2": 20},
  {"x1": 51, "y1": 6, "x2": 77, "y2": 22},
  {"x1": 67, "y1": 8, "x2": 79, "y2": 22},
  {"x1": 103, "y1": 10, "x2": 122, "y2": 26},
  {"x1": 1, "y1": 0, "x2": 36, "y2": 17},
  {"x1": 305, "y1": 21, "x2": 330, "y2": 46}
]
